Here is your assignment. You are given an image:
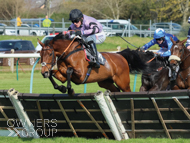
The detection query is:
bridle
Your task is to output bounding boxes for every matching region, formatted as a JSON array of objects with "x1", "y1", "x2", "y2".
[
  {"x1": 41, "y1": 36, "x2": 81, "y2": 72},
  {"x1": 170, "y1": 44, "x2": 190, "y2": 66},
  {"x1": 169, "y1": 43, "x2": 190, "y2": 85},
  {"x1": 41, "y1": 45, "x2": 55, "y2": 71}
]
